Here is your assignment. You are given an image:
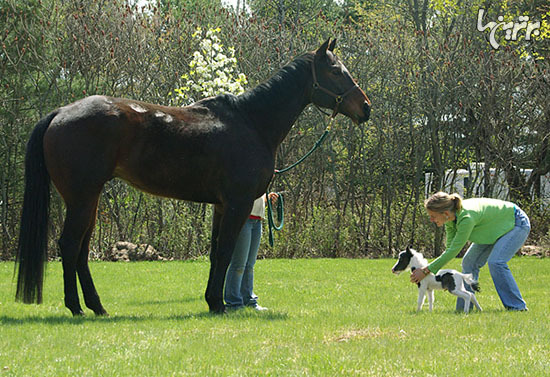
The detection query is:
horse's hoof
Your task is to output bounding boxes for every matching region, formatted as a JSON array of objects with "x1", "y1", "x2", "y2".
[
  {"x1": 94, "y1": 309, "x2": 109, "y2": 317},
  {"x1": 208, "y1": 304, "x2": 226, "y2": 315},
  {"x1": 72, "y1": 310, "x2": 85, "y2": 317}
]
